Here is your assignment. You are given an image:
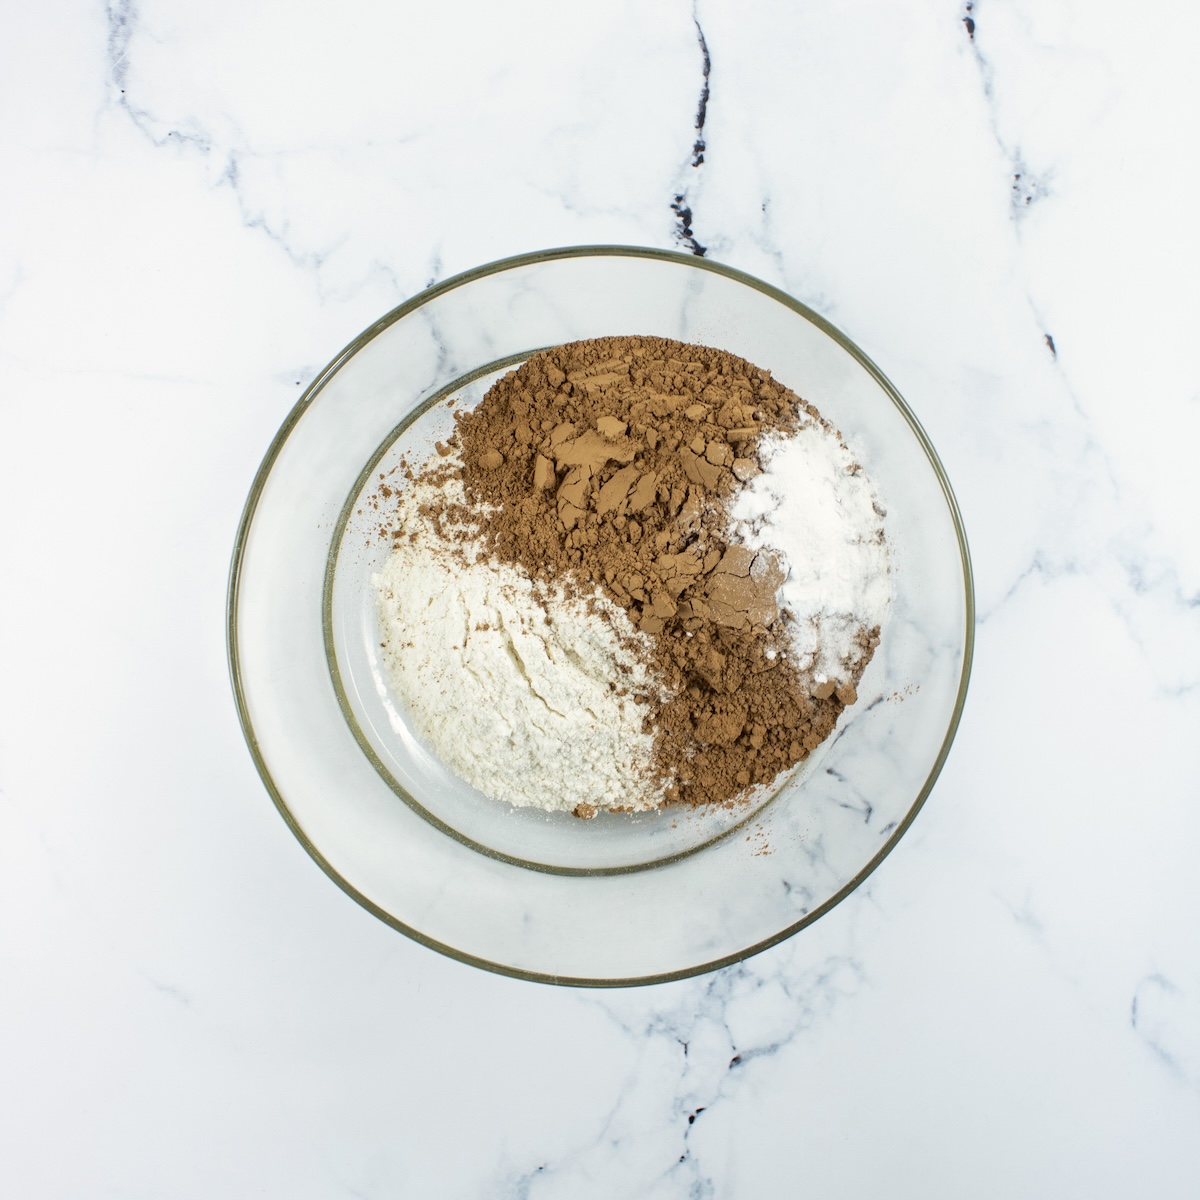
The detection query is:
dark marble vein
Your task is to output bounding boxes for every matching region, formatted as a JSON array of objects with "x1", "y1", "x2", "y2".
[{"x1": 671, "y1": 7, "x2": 711, "y2": 256}]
